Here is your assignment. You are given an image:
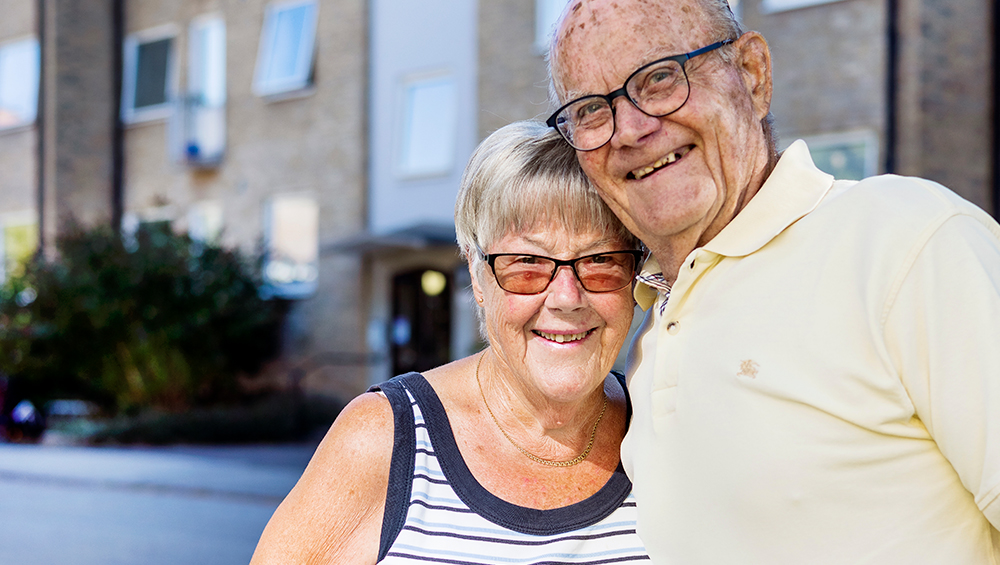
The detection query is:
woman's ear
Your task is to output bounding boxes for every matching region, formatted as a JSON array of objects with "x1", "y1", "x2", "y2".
[
  {"x1": 469, "y1": 262, "x2": 485, "y2": 305},
  {"x1": 734, "y1": 31, "x2": 772, "y2": 122}
]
